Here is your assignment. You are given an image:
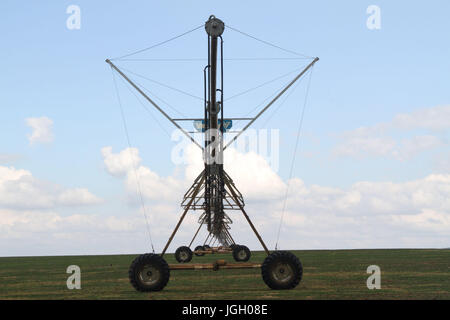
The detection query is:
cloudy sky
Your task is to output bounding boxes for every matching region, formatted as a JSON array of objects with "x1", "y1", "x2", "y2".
[{"x1": 1, "y1": 1, "x2": 449, "y2": 256}]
